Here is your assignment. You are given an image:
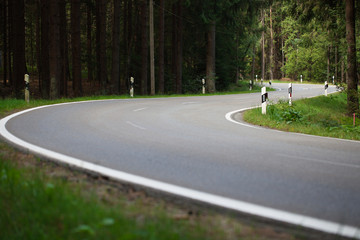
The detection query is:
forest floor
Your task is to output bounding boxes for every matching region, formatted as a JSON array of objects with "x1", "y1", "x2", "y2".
[{"x1": 0, "y1": 76, "x2": 104, "y2": 99}]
